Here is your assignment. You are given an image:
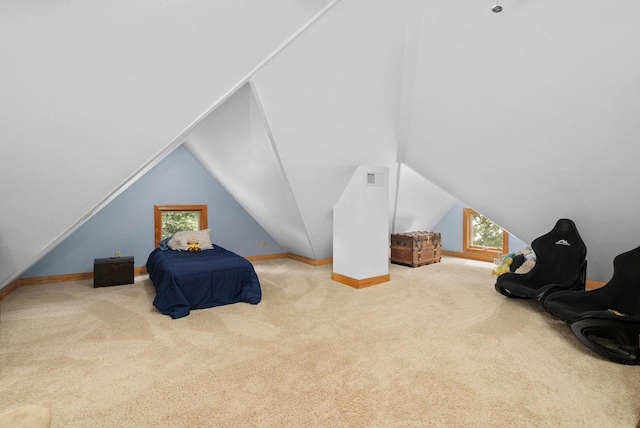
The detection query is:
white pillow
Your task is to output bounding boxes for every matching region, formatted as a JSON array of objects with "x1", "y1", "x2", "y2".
[{"x1": 168, "y1": 229, "x2": 213, "y2": 251}]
